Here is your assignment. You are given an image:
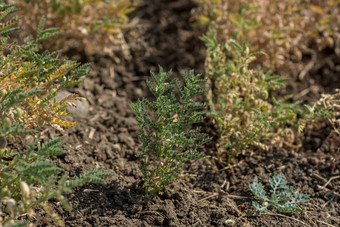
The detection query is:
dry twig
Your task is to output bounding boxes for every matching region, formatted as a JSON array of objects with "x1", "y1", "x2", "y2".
[{"x1": 323, "y1": 175, "x2": 340, "y2": 188}]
